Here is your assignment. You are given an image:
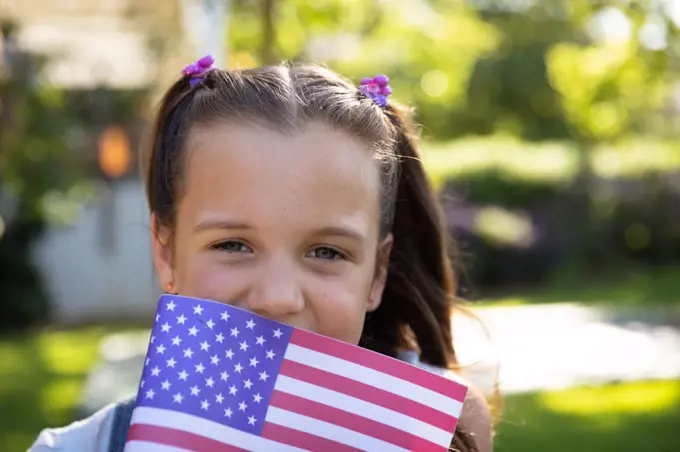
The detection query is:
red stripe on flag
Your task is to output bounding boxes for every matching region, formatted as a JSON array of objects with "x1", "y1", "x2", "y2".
[
  {"x1": 127, "y1": 424, "x2": 249, "y2": 452},
  {"x1": 290, "y1": 329, "x2": 467, "y2": 402},
  {"x1": 279, "y1": 359, "x2": 457, "y2": 433},
  {"x1": 262, "y1": 421, "x2": 364, "y2": 452},
  {"x1": 270, "y1": 390, "x2": 446, "y2": 452}
]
